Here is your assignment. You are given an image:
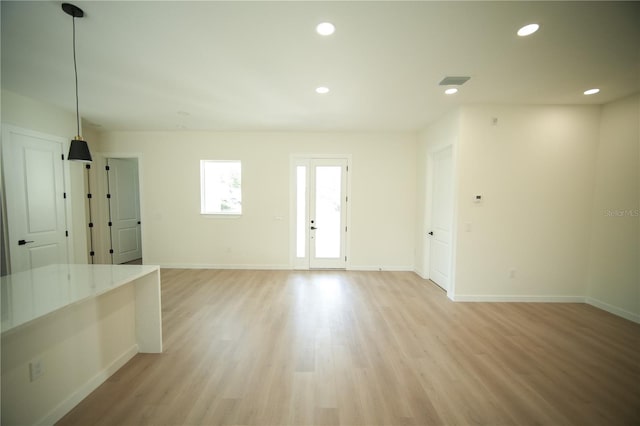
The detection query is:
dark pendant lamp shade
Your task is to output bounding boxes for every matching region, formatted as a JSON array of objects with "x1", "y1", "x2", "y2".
[
  {"x1": 69, "y1": 138, "x2": 92, "y2": 162},
  {"x1": 63, "y1": 3, "x2": 92, "y2": 163}
]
